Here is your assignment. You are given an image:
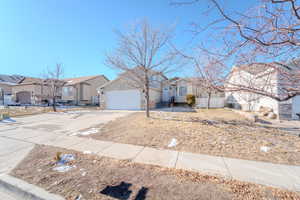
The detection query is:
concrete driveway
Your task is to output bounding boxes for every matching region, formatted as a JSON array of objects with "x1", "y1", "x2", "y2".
[
  {"x1": 0, "y1": 110, "x2": 133, "y2": 135},
  {"x1": 0, "y1": 110, "x2": 133, "y2": 174}
]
